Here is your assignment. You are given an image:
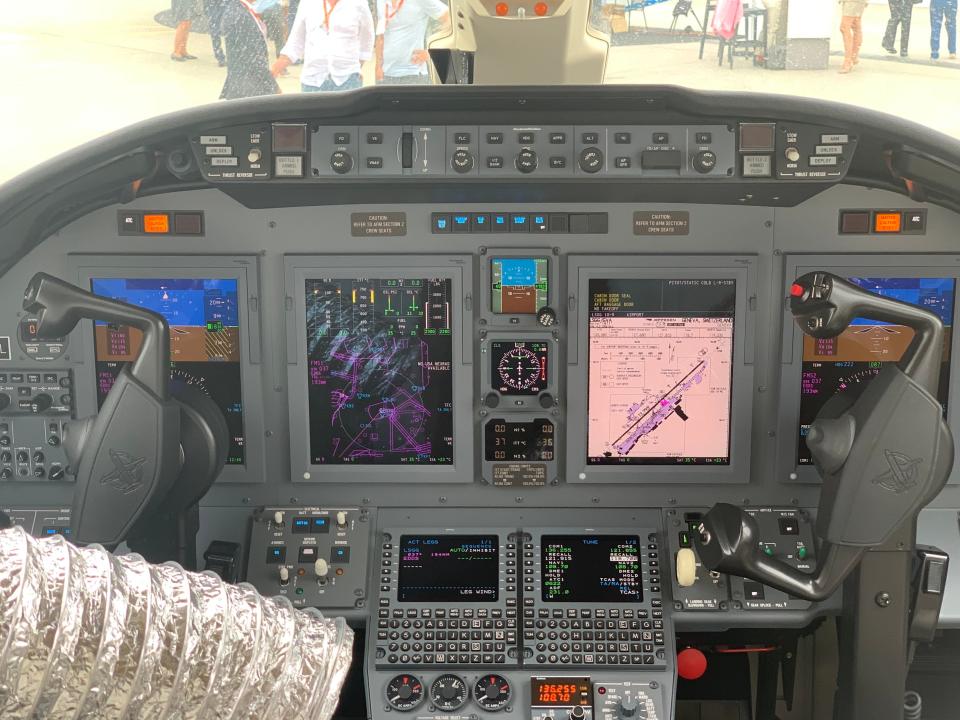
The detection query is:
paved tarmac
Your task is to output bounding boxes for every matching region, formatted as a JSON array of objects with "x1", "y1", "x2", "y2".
[{"x1": 4, "y1": 0, "x2": 960, "y2": 184}]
